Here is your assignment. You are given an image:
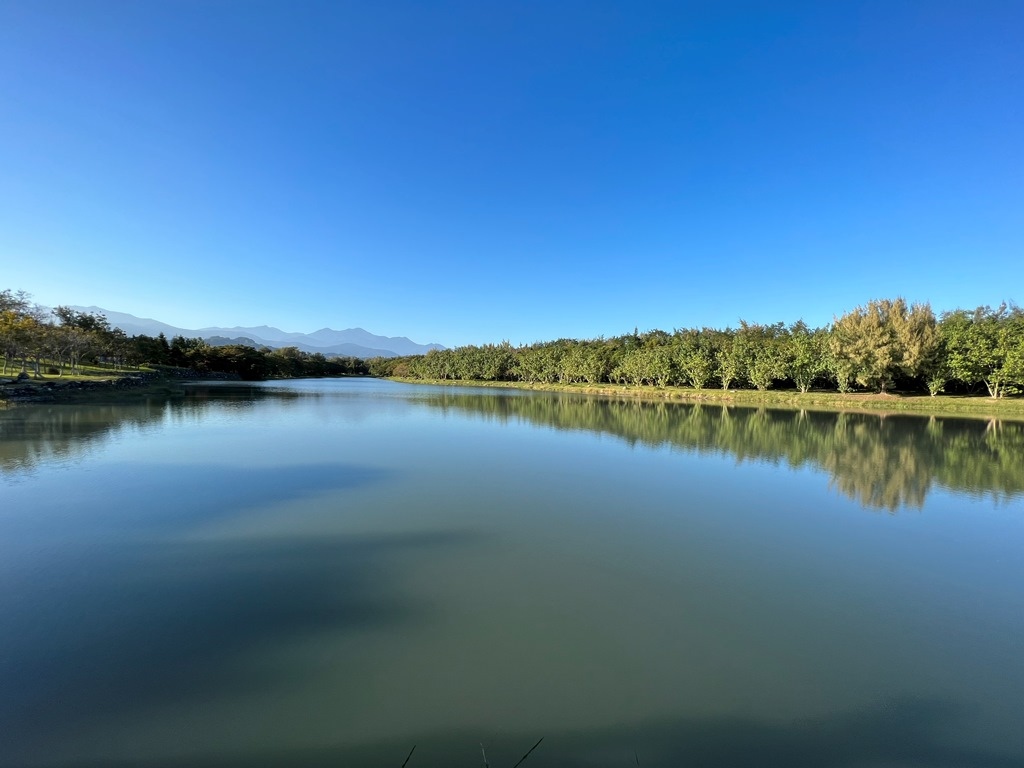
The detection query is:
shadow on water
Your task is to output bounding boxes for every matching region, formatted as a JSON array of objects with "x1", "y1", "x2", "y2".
[
  {"x1": 42, "y1": 697, "x2": 1022, "y2": 768},
  {"x1": 0, "y1": 460, "x2": 396, "y2": 553},
  {"x1": 0, "y1": 450, "x2": 472, "y2": 761},
  {"x1": 73, "y1": 460, "x2": 395, "y2": 531},
  {"x1": 417, "y1": 392, "x2": 1024, "y2": 511},
  {"x1": 0, "y1": 526, "x2": 478, "y2": 759}
]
